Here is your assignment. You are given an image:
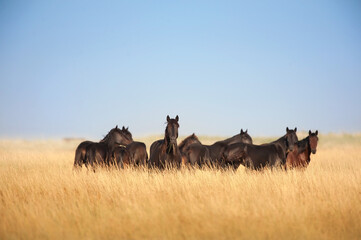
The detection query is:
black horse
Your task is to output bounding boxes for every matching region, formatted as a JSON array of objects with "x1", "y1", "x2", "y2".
[
  {"x1": 223, "y1": 127, "x2": 298, "y2": 170},
  {"x1": 149, "y1": 115, "x2": 181, "y2": 169},
  {"x1": 182, "y1": 129, "x2": 253, "y2": 168},
  {"x1": 83, "y1": 126, "x2": 133, "y2": 169}
]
